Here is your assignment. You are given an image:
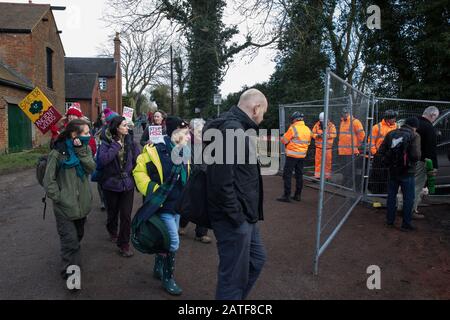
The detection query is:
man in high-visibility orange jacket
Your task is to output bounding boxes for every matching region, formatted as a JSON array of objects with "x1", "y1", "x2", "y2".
[
  {"x1": 367, "y1": 110, "x2": 399, "y2": 194},
  {"x1": 278, "y1": 112, "x2": 312, "y2": 202},
  {"x1": 312, "y1": 112, "x2": 337, "y2": 179},
  {"x1": 338, "y1": 107, "x2": 365, "y2": 188},
  {"x1": 368, "y1": 110, "x2": 398, "y2": 155}
]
